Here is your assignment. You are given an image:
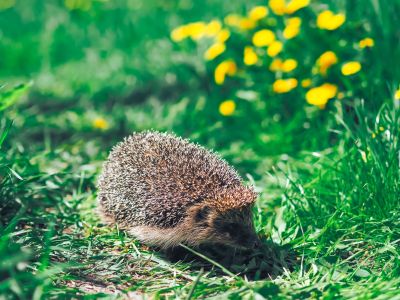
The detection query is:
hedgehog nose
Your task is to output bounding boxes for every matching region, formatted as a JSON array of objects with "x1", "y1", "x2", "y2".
[{"x1": 253, "y1": 239, "x2": 261, "y2": 248}]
